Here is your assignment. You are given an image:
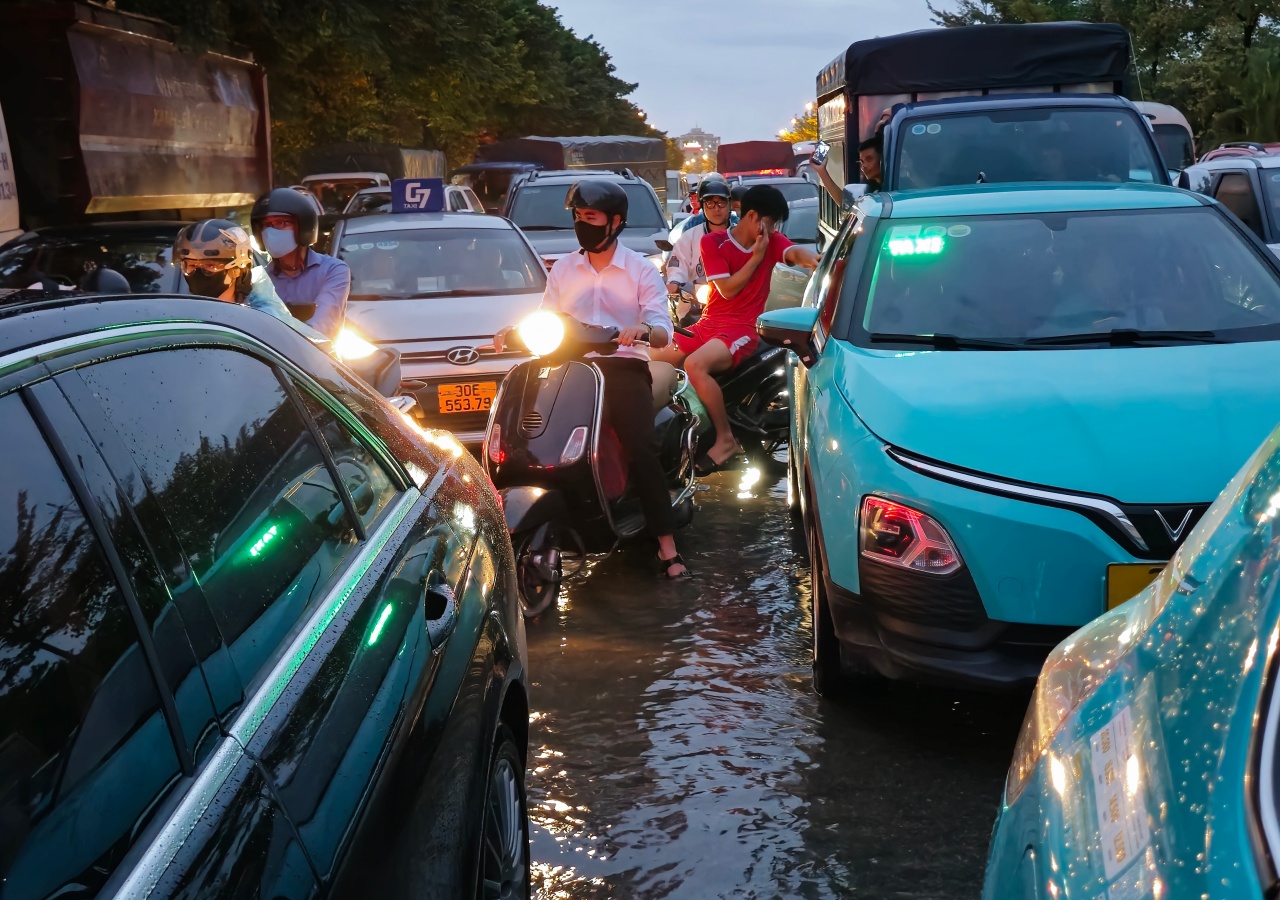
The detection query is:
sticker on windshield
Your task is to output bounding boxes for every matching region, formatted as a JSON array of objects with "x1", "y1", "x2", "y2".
[
  {"x1": 947, "y1": 224, "x2": 972, "y2": 238},
  {"x1": 911, "y1": 124, "x2": 927, "y2": 135},
  {"x1": 361, "y1": 242, "x2": 375, "y2": 250},
  {"x1": 375, "y1": 240, "x2": 399, "y2": 250},
  {"x1": 1272, "y1": 174, "x2": 1280, "y2": 182},
  {"x1": 886, "y1": 224, "x2": 945, "y2": 257},
  {"x1": 926, "y1": 123, "x2": 942, "y2": 135},
  {"x1": 343, "y1": 244, "x2": 360, "y2": 252},
  {"x1": 922, "y1": 225, "x2": 947, "y2": 238}
]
